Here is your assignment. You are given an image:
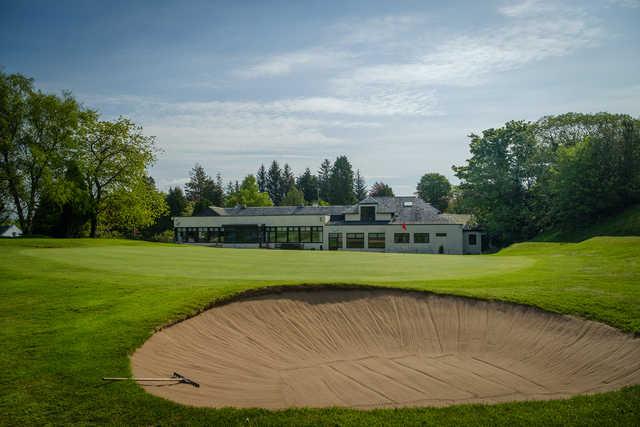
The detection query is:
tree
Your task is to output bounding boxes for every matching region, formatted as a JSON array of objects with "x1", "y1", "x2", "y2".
[
  {"x1": 100, "y1": 175, "x2": 167, "y2": 238},
  {"x1": 0, "y1": 71, "x2": 81, "y2": 234},
  {"x1": 166, "y1": 186, "x2": 188, "y2": 217},
  {"x1": 32, "y1": 160, "x2": 91, "y2": 237},
  {"x1": 225, "y1": 175, "x2": 273, "y2": 207},
  {"x1": 328, "y1": 155, "x2": 356, "y2": 205},
  {"x1": 296, "y1": 168, "x2": 319, "y2": 204},
  {"x1": 416, "y1": 173, "x2": 452, "y2": 211},
  {"x1": 266, "y1": 160, "x2": 282, "y2": 205},
  {"x1": 77, "y1": 114, "x2": 158, "y2": 237},
  {"x1": 256, "y1": 164, "x2": 267, "y2": 192},
  {"x1": 369, "y1": 181, "x2": 394, "y2": 197},
  {"x1": 281, "y1": 163, "x2": 295, "y2": 197},
  {"x1": 353, "y1": 169, "x2": 367, "y2": 201},
  {"x1": 184, "y1": 164, "x2": 224, "y2": 213},
  {"x1": 318, "y1": 158, "x2": 332, "y2": 202},
  {"x1": 453, "y1": 120, "x2": 545, "y2": 244},
  {"x1": 281, "y1": 186, "x2": 305, "y2": 206}
]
